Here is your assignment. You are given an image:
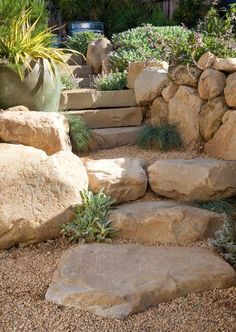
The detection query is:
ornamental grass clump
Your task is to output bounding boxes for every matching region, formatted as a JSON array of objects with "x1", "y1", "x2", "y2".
[
  {"x1": 94, "y1": 72, "x2": 127, "y2": 91},
  {"x1": 62, "y1": 190, "x2": 117, "y2": 244},
  {"x1": 66, "y1": 115, "x2": 91, "y2": 153},
  {"x1": 138, "y1": 124, "x2": 182, "y2": 151}
]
